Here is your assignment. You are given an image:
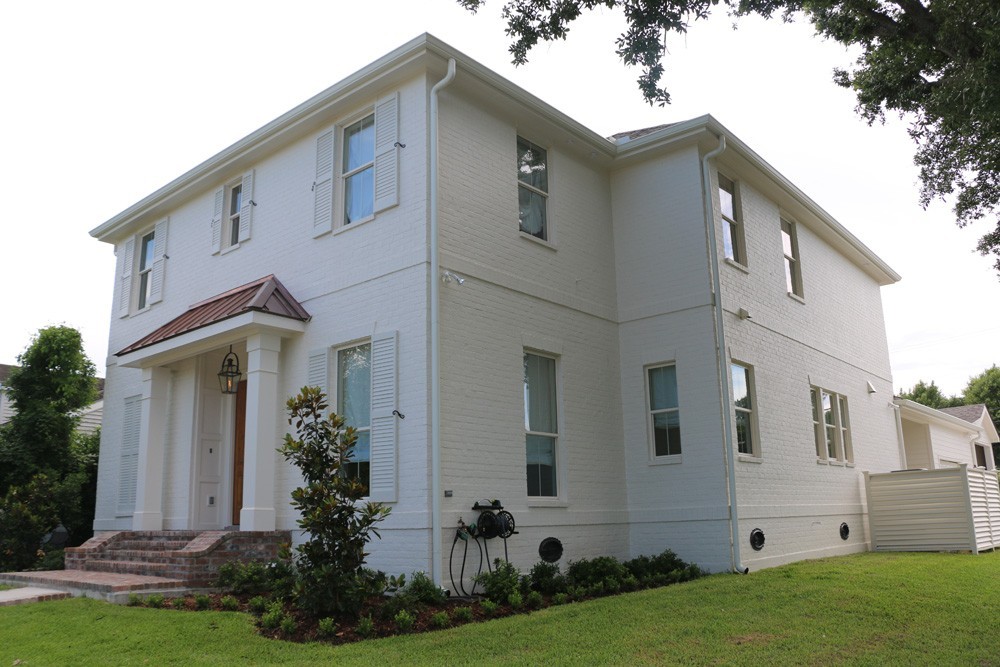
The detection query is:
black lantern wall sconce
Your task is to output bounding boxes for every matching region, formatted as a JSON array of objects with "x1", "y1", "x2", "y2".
[{"x1": 218, "y1": 345, "x2": 242, "y2": 394}]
